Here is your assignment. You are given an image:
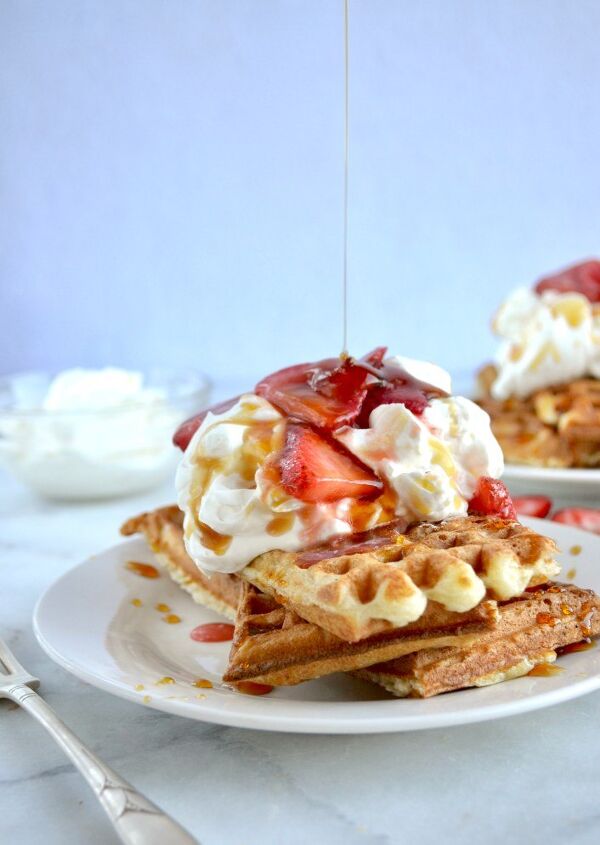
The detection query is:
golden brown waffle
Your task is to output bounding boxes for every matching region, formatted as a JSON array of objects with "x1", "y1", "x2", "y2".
[
  {"x1": 121, "y1": 506, "x2": 240, "y2": 620},
  {"x1": 223, "y1": 581, "x2": 498, "y2": 686},
  {"x1": 478, "y1": 365, "x2": 600, "y2": 467},
  {"x1": 358, "y1": 583, "x2": 600, "y2": 697},
  {"x1": 241, "y1": 516, "x2": 559, "y2": 642}
]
